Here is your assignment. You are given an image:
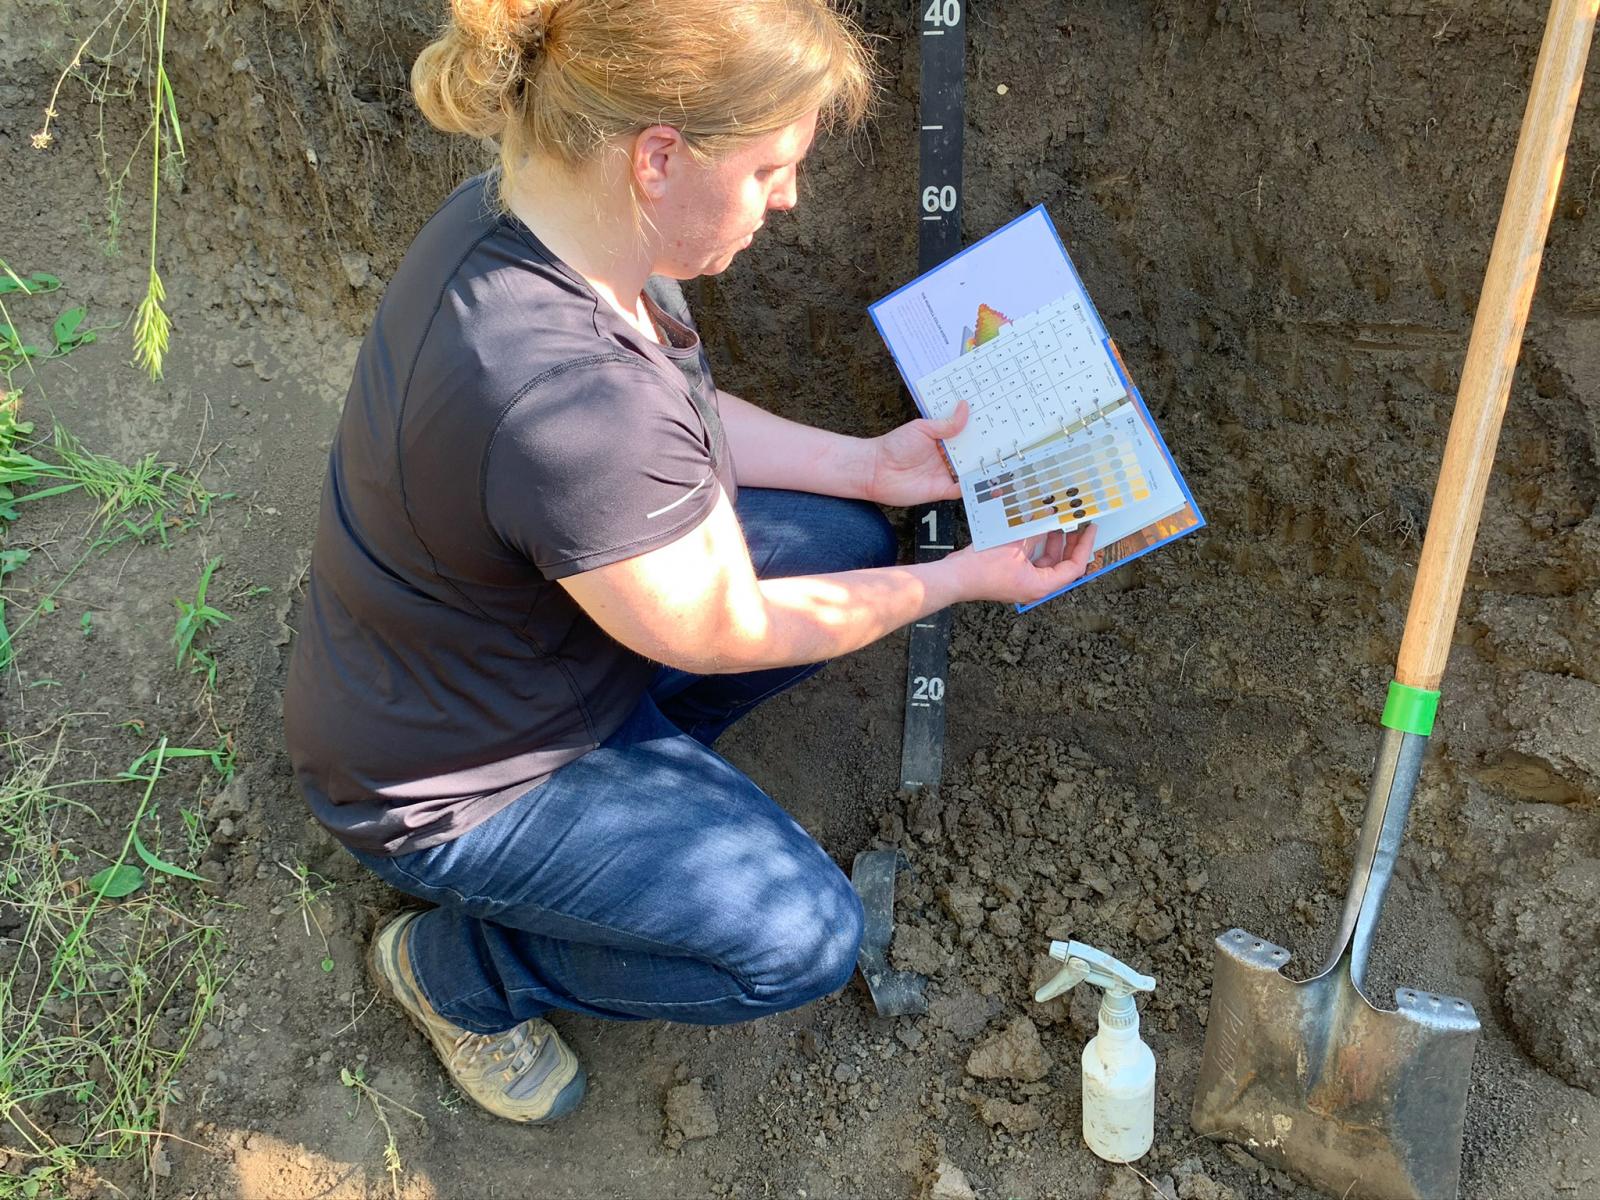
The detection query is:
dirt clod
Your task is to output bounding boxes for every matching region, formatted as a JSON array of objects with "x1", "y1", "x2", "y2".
[
  {"x1": 1172, "y1": 1158, "x2": 1236, "y2": 1200},
  {"x1": 929, "y1": 985, "x2": 1001, "y2": 1041},
  {"x1": 663, "y1": 1079, "x2": 720, "y2": 1148},
  {"x1": 1099, "y1": 1171, "x2": 1161, "y2": 1200},
  {"x1": 923, "y1": 1160, "x2": 977, "y2": 1200},
  {"x1": 966, "y1": 1016, "x2": 1052, "y2": 1083},
  {"x1": 973, "y1": 1095, "x2": 1045, "y2": 1133}
]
